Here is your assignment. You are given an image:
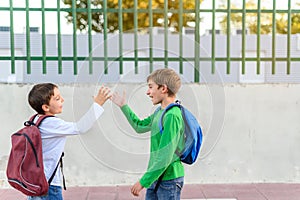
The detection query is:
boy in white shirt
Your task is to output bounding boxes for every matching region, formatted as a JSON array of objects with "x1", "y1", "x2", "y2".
[{"x1": 27, "y1": 83, "x2": 111, "y2": 200}]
